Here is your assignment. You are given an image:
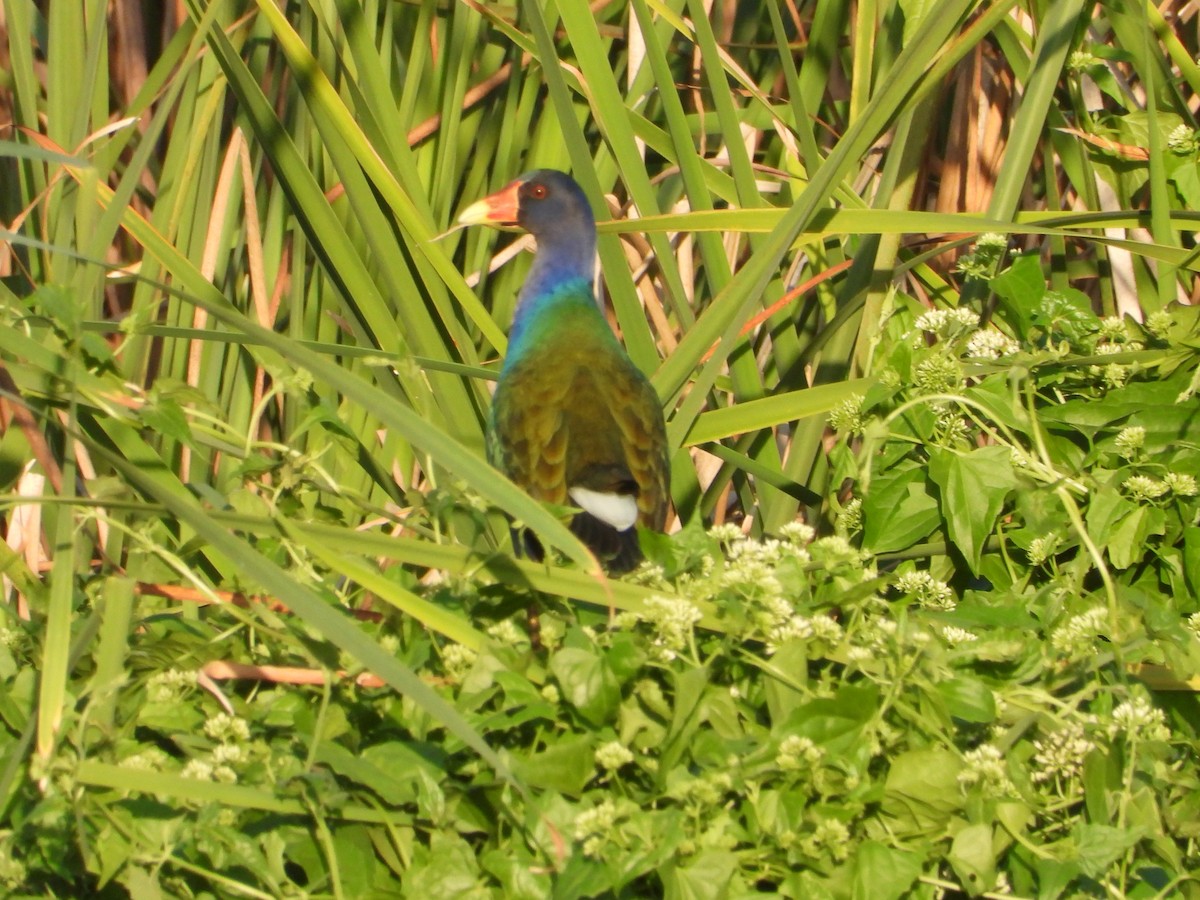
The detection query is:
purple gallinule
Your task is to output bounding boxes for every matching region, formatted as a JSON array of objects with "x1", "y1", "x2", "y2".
[{"x1": 458, "y1": 170, "x2": 669, "y2": 572}]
